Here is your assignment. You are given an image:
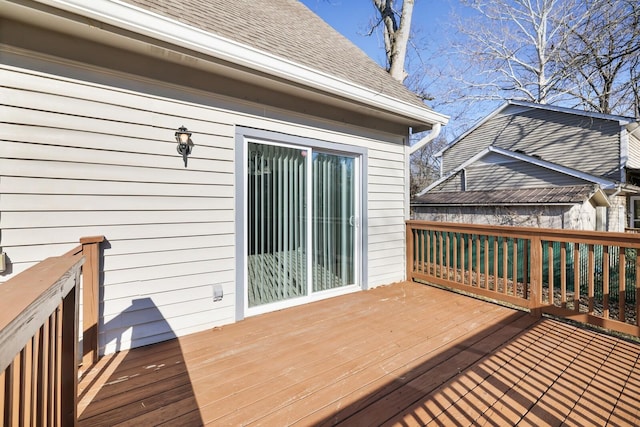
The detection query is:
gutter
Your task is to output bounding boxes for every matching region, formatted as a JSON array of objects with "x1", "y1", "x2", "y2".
[
  {"x1": 409, "y1": 123, "x2": 441, "y2": 155},
  {"x1": 21, "y1": 0, "x2": 449, "y2": 128}
]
